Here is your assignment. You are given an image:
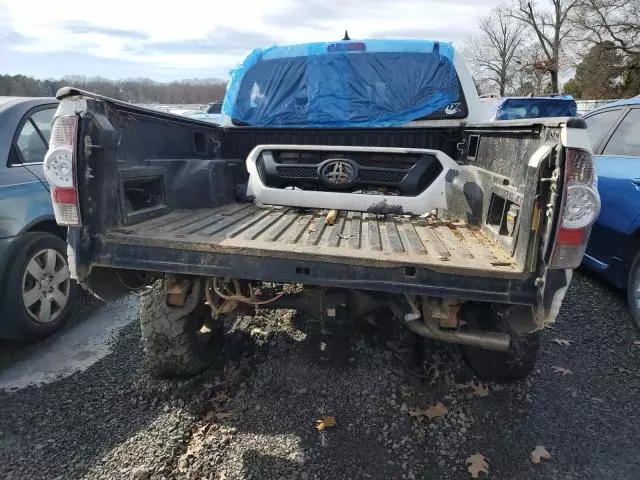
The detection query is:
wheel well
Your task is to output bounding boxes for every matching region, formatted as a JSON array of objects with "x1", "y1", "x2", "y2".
[{"x1": 25, "y1": 220, "x2": 66, "y2": 241}]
